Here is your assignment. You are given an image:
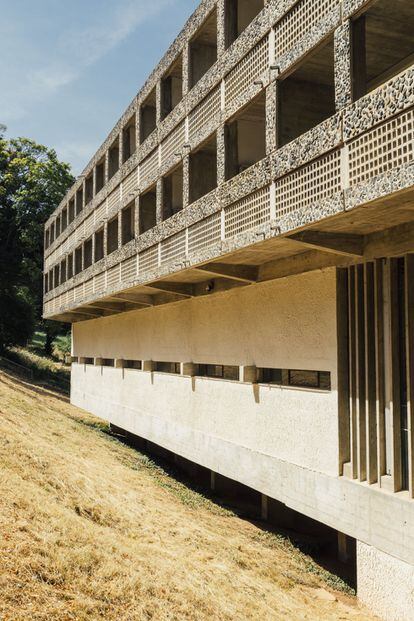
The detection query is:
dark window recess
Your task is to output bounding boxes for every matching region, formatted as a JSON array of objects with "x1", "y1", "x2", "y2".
[
  {"x1": 68, "y1": 198, "x2": 75, "y2": 223},
  {"x1": 154, "y1": 361, "x2": 181, "y2": 374},
  {"x1": 60, "y1": 260, "x2": 66, "y2": 285},
  {"x1": 189, "y1": 133, "x2": 217, "y2": 203},
  {"x1": 197, "y1": 364, "x2": 240, "y2": 381},
  {"x1": 75, "y1": 246, "x2": 83, "y2": 275},
  {"x1": 140, "y1": 87, "x2": 157, "y2": 143},
  {"x1": 139, "y1": 187, "x2": 157, "y2": 234},
  {"x1": 278, "y1": 36, "x2": 335, "y2": 147},
  {"x1": 76, "y1": 187, "x2": 84, "y2": 215},
  {"x1": 45, "y1": 229, "x2": 50, "y2": 249},
  {"x1": 95, "y1": 160, "x2": 105, "y2": 193},
  {"x1": 258, "y1": 368, "x2": 331, "y2": 390},
  {"x1": 102, "y1": 359, "x2": 115, "y2": 367},
  {"x1": 288, "y1": 370, "x2": 331, "y2": 390},
  {"x1": 50, "y1": 222, "x2": 55, "y2": 243},
  {"x1": 67, "y1": 254, "x2": 74, "y2": 279},
  {"x1": 162, "y1": 165, "x2": 183, "y2": 220},
  {"x1": 94, "y1": 229, "x2": 104, "y2": 262},
  {"x1": 124, "y1": 360, "x2": 142, "y2": 370},
  {"x1": 123, "y1": 115, "x2": 136, "y2": 163},
  {"x1": 259, "y1": 368, "x2": 283, "y2": 384},
  {"x1": 189, "y1": 9, "x2": 217, "y2": 89},
  {"x1": 56, "y1": 216, "x2": 61, "y2": 238},
  {"x1": 61, "y1": 208, "x2": 68, "y2": 231},
  {"x1": 83, "y1": 237, "x2": 93, "y2": 269},
  {"x1": 107, "y1": 217, "x2": 119, "y2": 254},
  {"x1": 121, "y1": 202, "x2": 135, "y2": 244},
  {"x1": 84, "y1": 357, "x2": 94, "y2": 365},
  {"x1": 225, "y1": 91, "x2": 266, "y2": 180},
  {"x1": 225, "y1": 0, "x2": 264, "y2": 48},
  {"x1": 85, "y1": 173, "x2": 93, "y2": 205},
  {"x1": 54, "y1": 265, "x2": 60, "y2": 287},
  {"x1": 48, "y1": 269, "x2": 54, "y2": 290},
  {"x1": 161, "y1": 55, "x2": 183, "y2": 120},
  {"x1": 108, "y1": 138, "x2": 120, "y2": 179},
  {"x1": 352, "y1": 0, "x2": 414, "y2": 101}
]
